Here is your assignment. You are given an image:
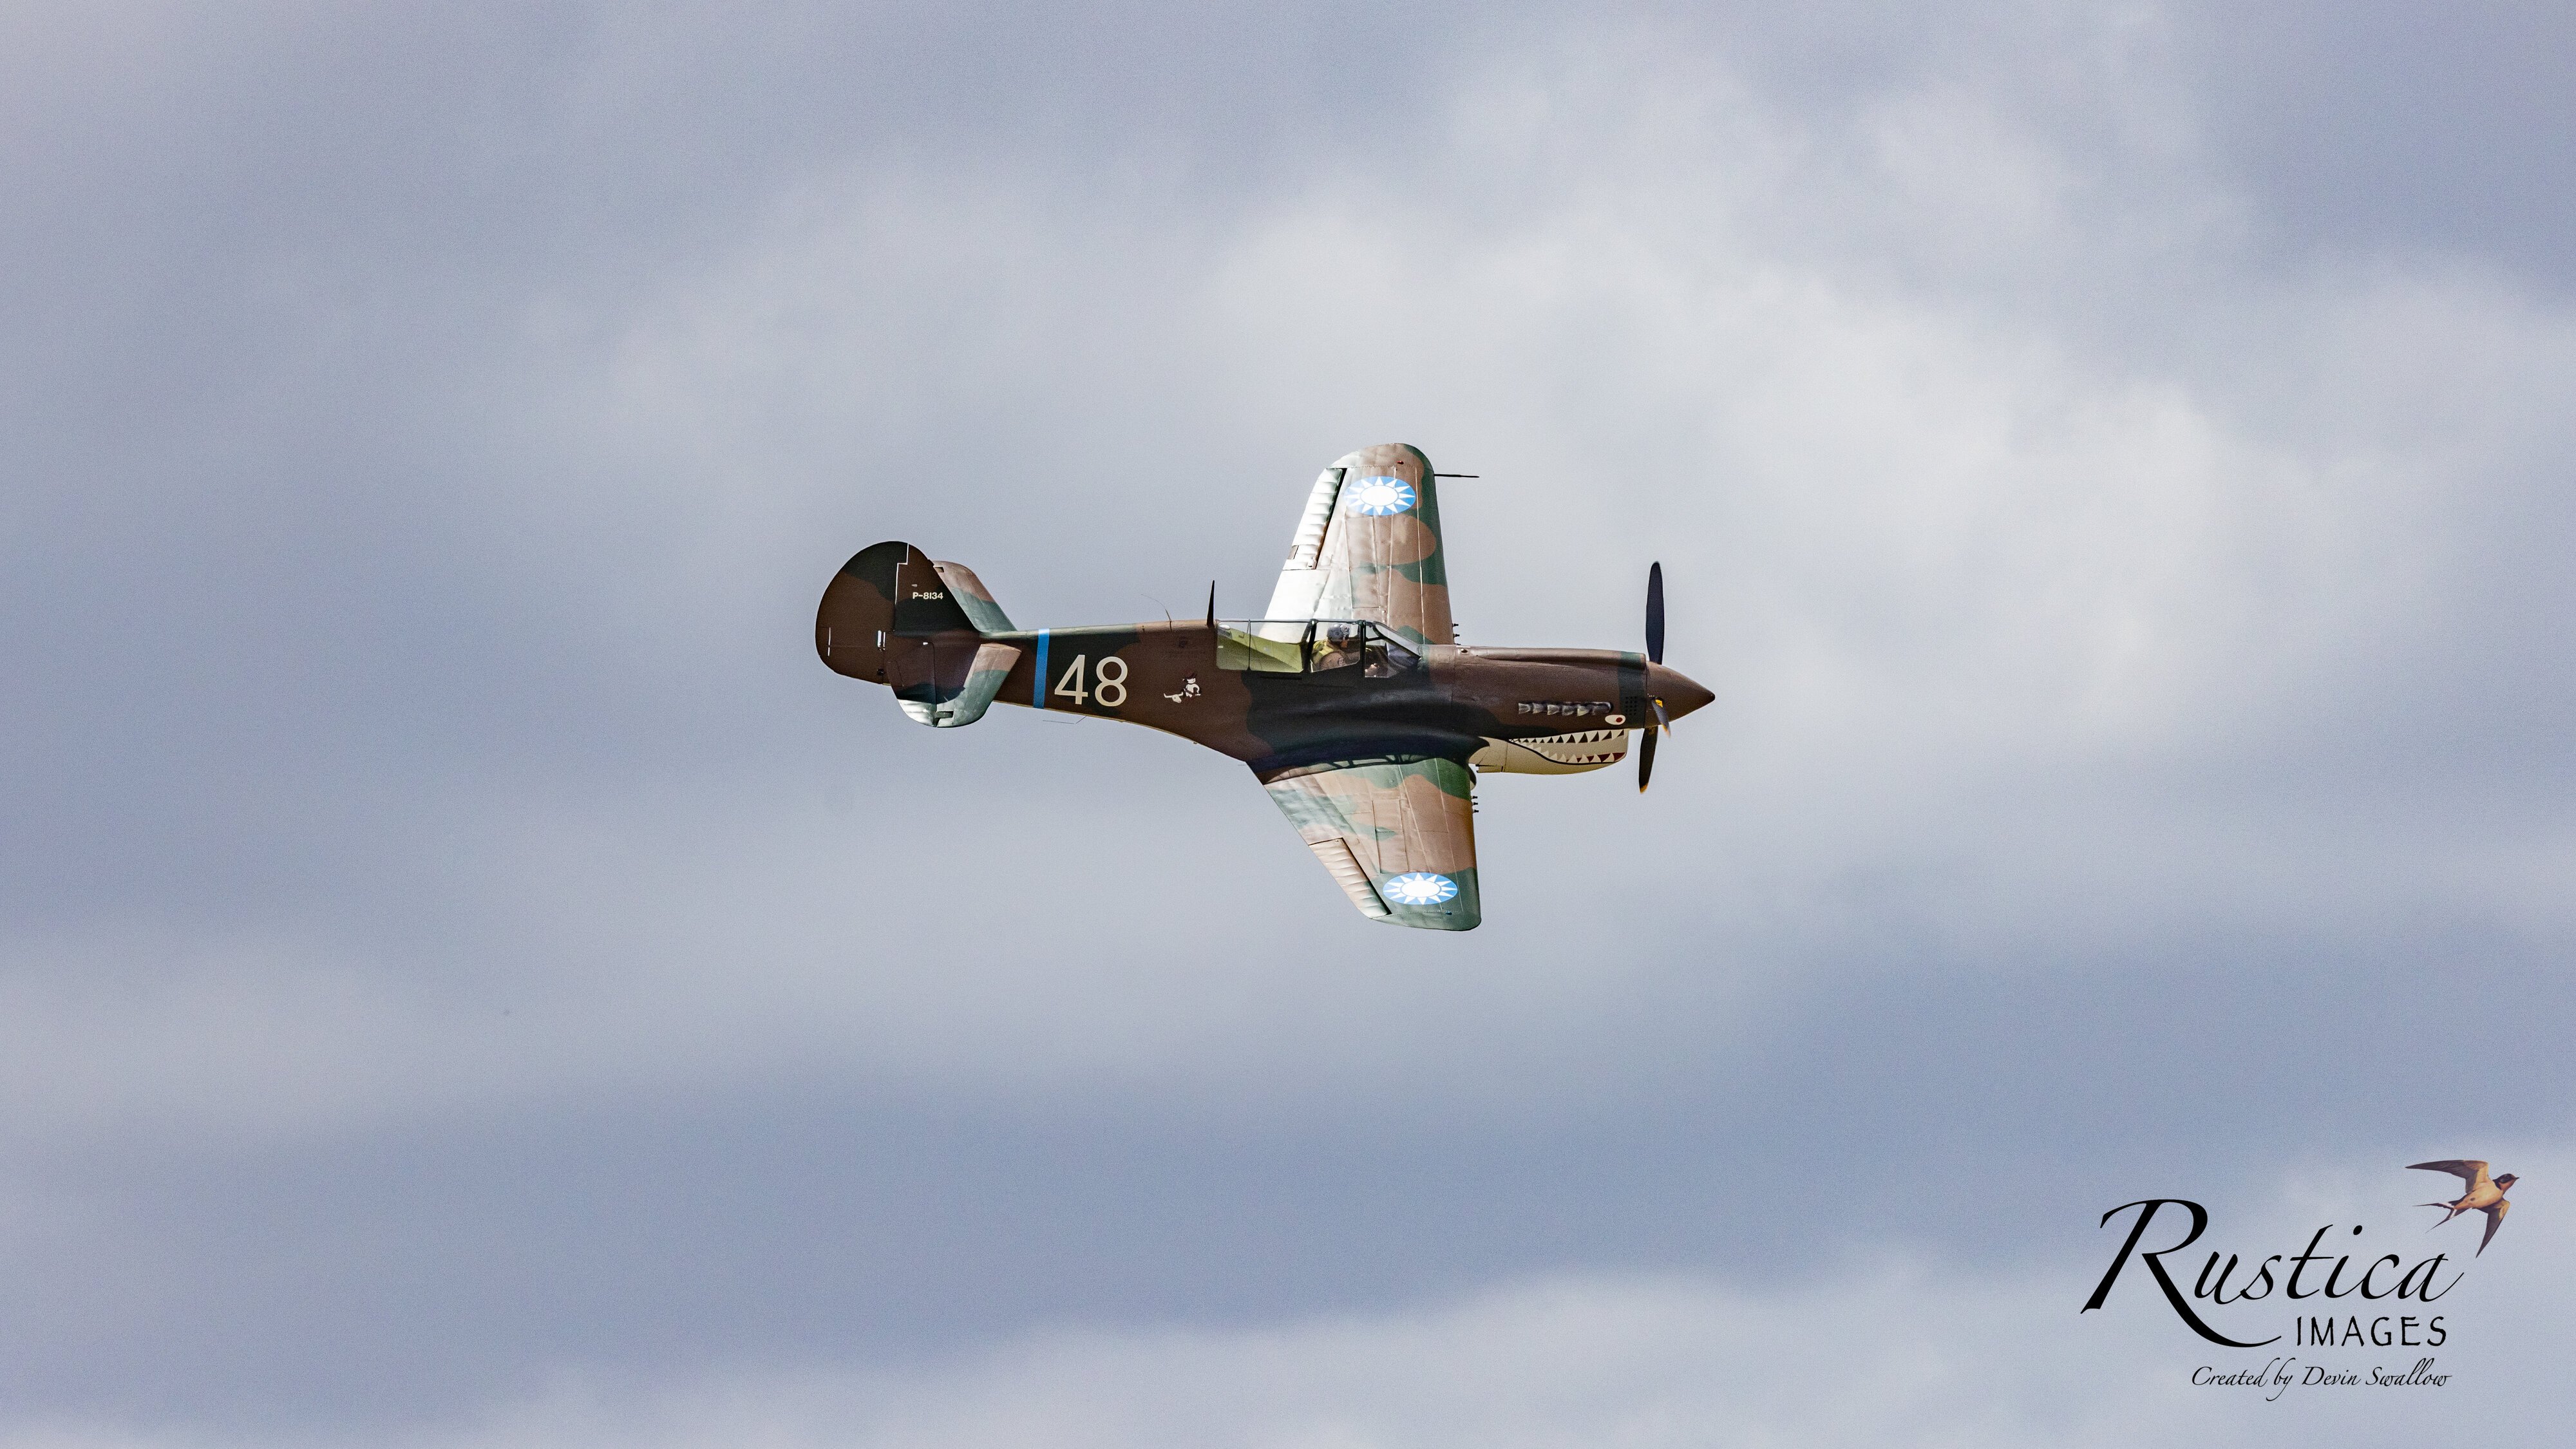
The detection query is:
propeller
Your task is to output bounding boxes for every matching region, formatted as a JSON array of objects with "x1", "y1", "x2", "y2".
[
  {"x1": 1646, "y1": 560, "x2": 1664, "y2": 665},
  {"x1": 1639, "y1": 562, "x2": 1665, "y2": 792}
]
